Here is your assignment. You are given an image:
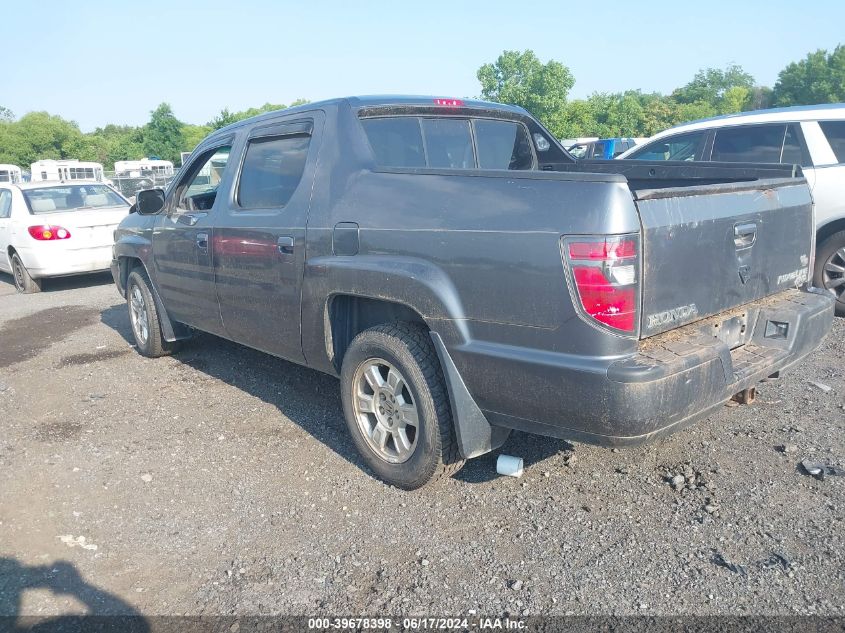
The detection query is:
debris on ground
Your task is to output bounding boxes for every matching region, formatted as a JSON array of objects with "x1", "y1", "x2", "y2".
[
  {"x1": 777, "y1": 444, "x2": 799, "y2": 454},
  {"x1": 760, "y1": 552, "x2": 791, "y2": 571},
  {"x1": 496, "y1": 454, "x2": 523, "y2": 478},
  {"x1": 808, "y1": 381, "x2": 832, "y2": 393},
  {"x1": 800, "y1": 459, "x2": 845, "y2": 480},
  {"x1": 712, "y1": 551, "x2": 747, "y2": 576}
]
